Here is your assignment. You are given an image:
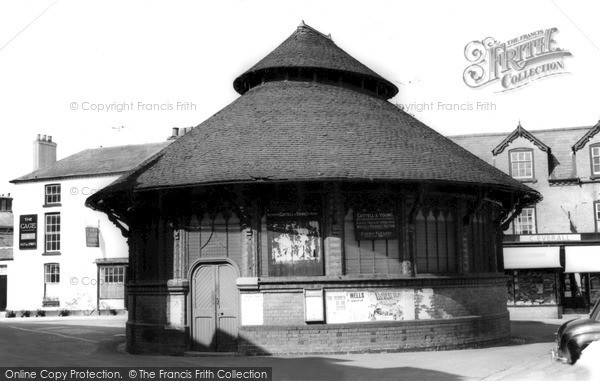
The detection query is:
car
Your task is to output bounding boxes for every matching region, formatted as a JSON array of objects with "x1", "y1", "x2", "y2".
[{"x1": 552, "y1": 299, "x2": 600, "y2": 364}]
